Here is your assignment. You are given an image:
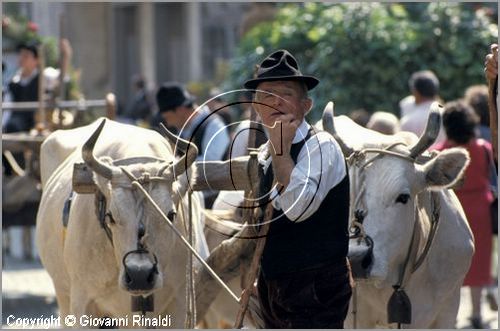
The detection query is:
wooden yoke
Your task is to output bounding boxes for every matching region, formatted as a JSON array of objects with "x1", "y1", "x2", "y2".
[
  {"x1": 192, "y1": 156, "x2": 253, "y2": 191},
  {"x1": 36, "y1": 43, "x2": 46, "y2": 131}
]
